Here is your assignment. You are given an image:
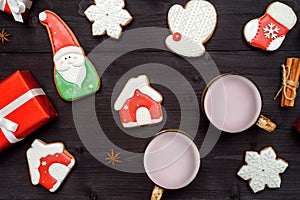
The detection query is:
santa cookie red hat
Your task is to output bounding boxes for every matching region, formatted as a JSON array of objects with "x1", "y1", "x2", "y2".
[{"x1": 39, "y1": 10, "x2": 84, "y2": 63}]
